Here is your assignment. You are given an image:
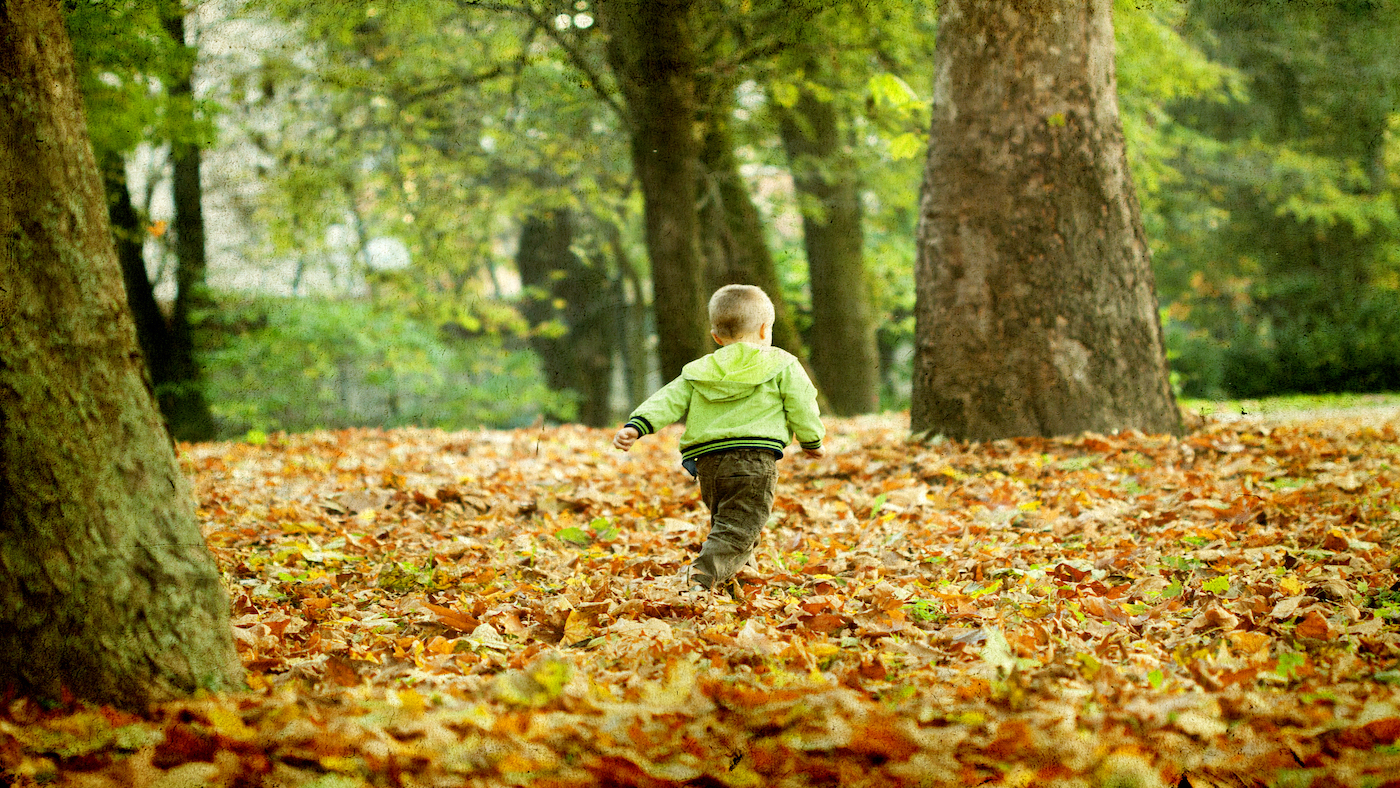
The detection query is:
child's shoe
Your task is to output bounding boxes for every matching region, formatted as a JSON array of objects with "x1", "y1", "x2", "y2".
[
  {"x1": 720, "y1": 577, "x2": 745, "y2": 601},
  {"x1": 681, "y1": 569, "x2": 714, "y2": 601}
]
